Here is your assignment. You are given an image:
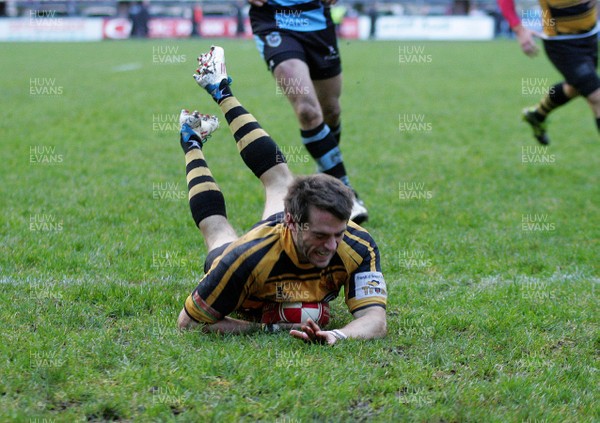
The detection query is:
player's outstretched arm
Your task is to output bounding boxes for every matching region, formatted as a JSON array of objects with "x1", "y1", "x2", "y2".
[
  {"x1": 178, "y1": 311, "x2": 256, "y2": 334},
  {"x1": 185, "y1": 315, "x2": 261, "y2": 334},
  {"x1": 178, "y1": 308, "x2": 301, "y2": 334},
  {"x1": 513, "y1": 25, "x2": 540, "y2": 57},
  {"x1": 496, "y1": 0, "x2": 539, "y2": 56},
  {"x1": 341, "y1": 306, "x2": 387, "y2": 339},
  {"x1": 203, "y1": 318, "x2": 301, "y2": 334},
  {"x1": 290, "y1": 306, "x2": 387, "y2": 345}
]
